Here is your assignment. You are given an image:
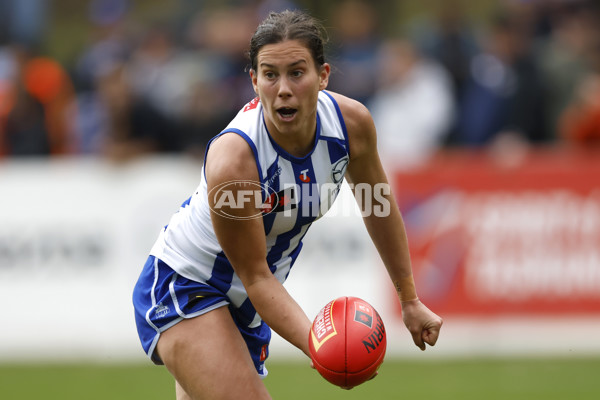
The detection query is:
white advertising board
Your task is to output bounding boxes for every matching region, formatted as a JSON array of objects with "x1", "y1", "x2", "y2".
[{"x1": 1, "y1": 157, "x2": 598, "y2": 363}]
